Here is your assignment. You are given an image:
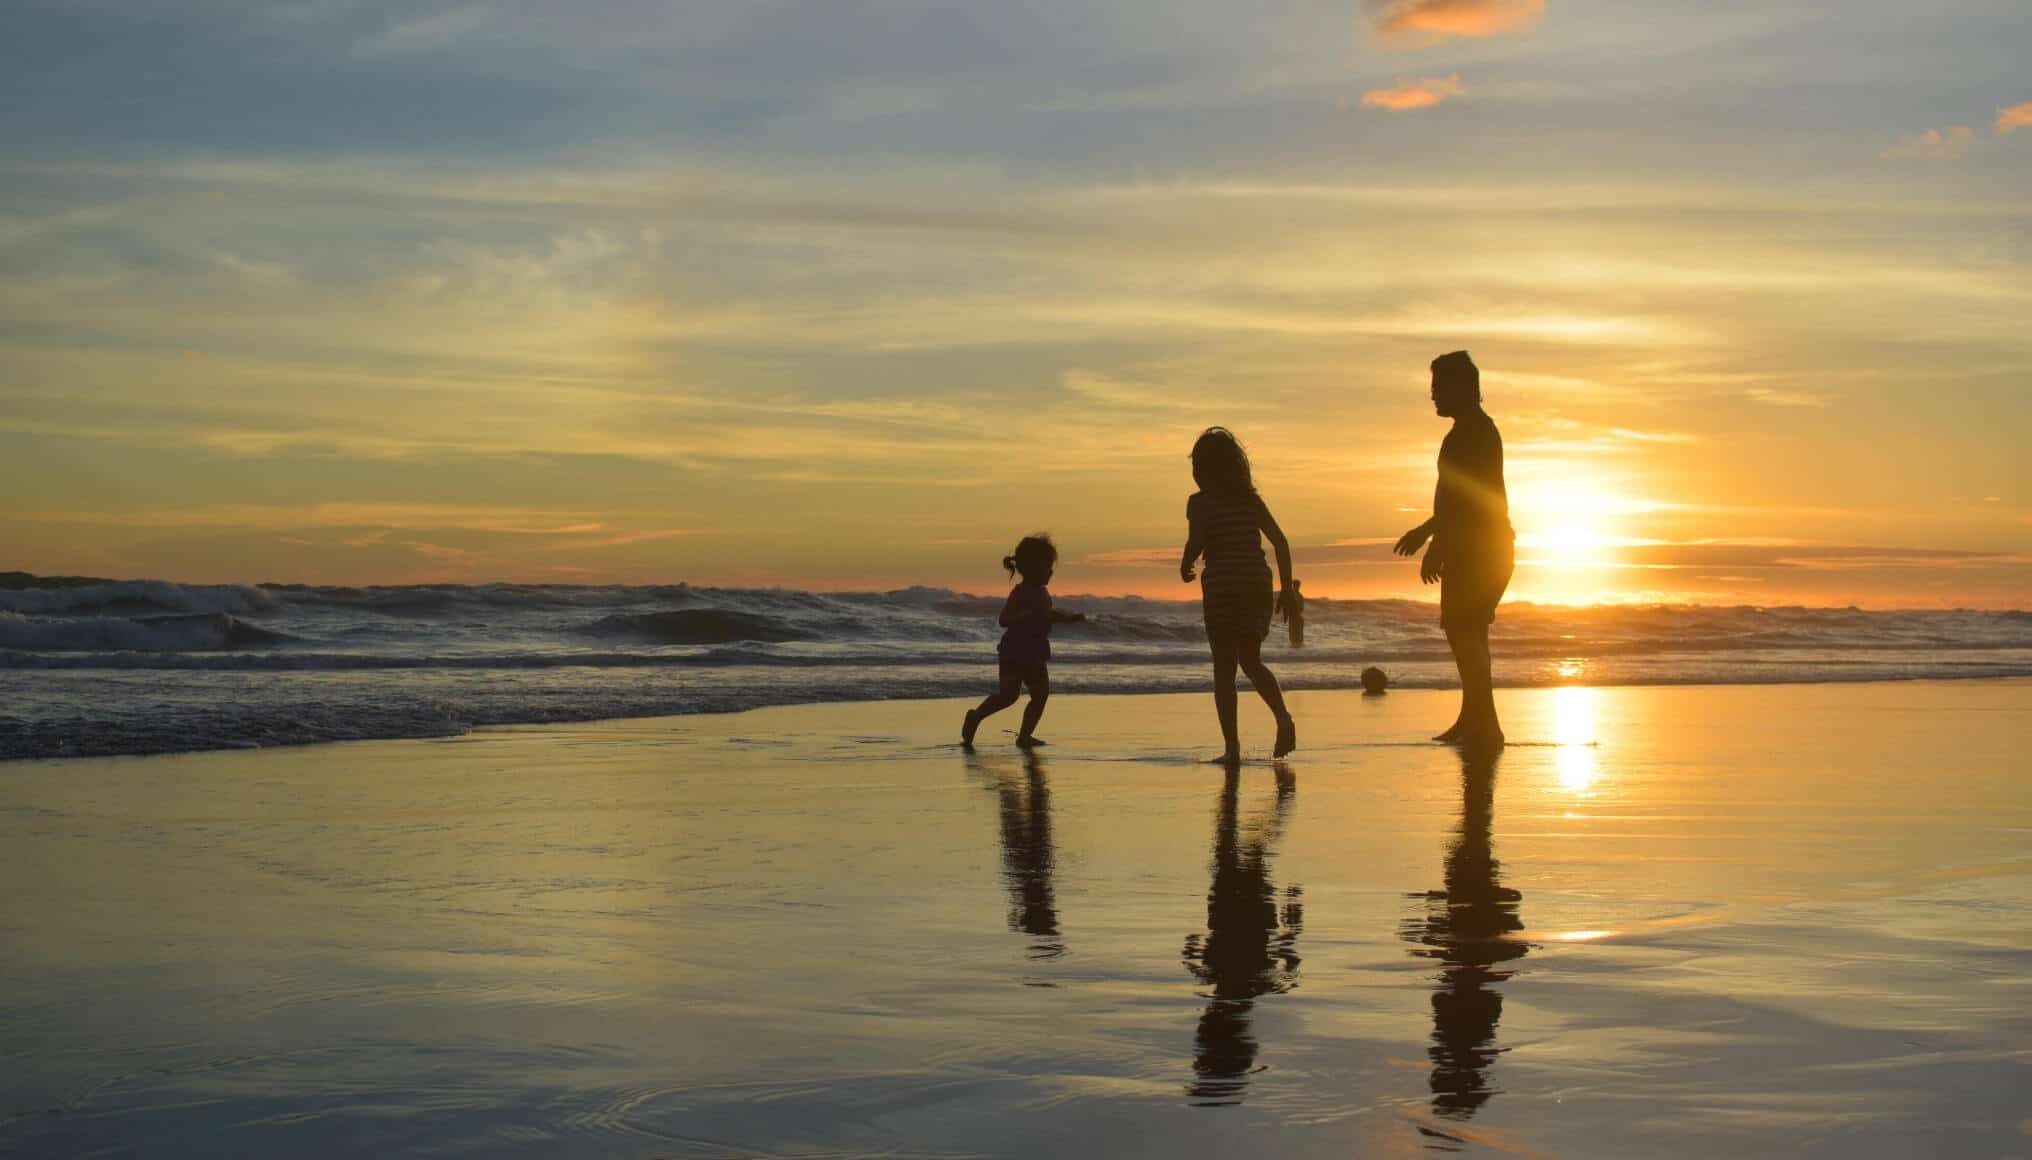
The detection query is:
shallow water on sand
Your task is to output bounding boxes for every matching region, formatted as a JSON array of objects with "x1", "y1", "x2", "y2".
[{"x1": 2, "y1": 682, "x2": 2027, "y2": 1157}]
